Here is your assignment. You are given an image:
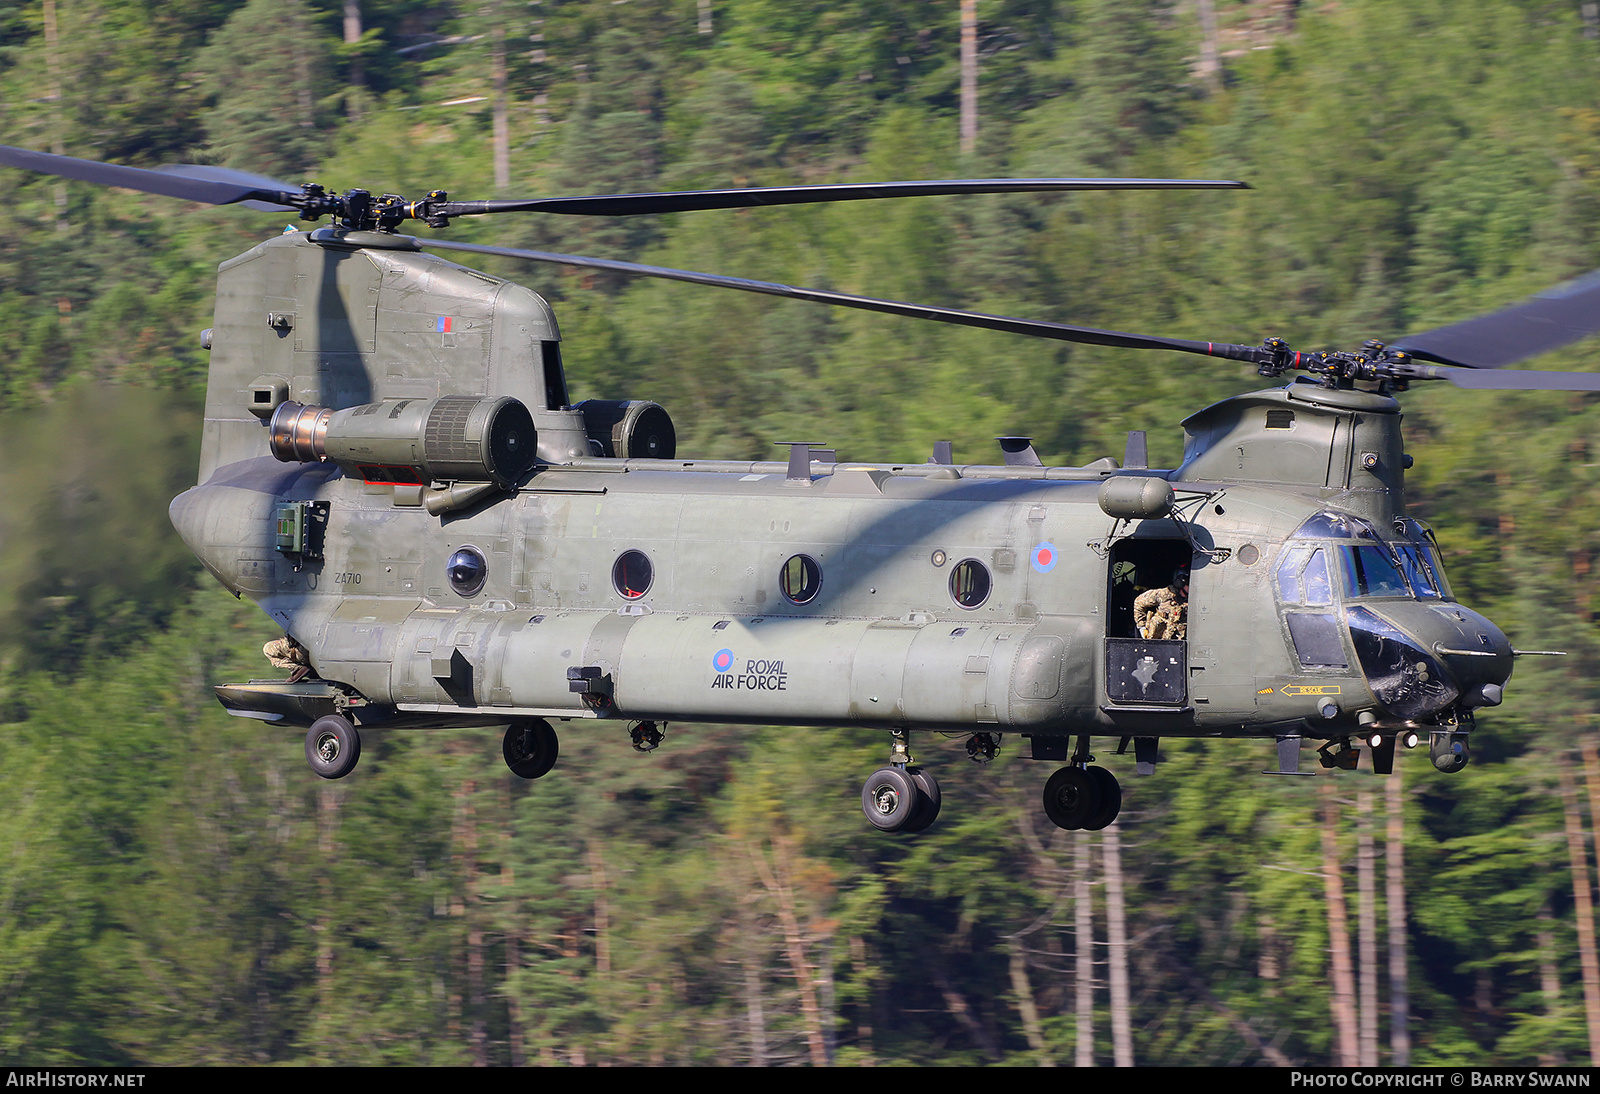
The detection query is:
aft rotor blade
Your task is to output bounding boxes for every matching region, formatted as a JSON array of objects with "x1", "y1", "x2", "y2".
[
  {"x1": 1413, "y1": 364, "x2": 1600, "y2": 391},
  {"x1": 153, "y1": 164, "x2": 300, "y2": 211},
  {"x1": 1394, "y1": 269, "x2": 1600, "y2": 368},
  {"x1": 435, "y1": 177, "x2": 1250, "y2": 218},
  {"x1": 0, "y1": 143, "x2": 298, "y2": 207},
  {"x1": 422, "y1": 237, "x2": 1269, "y2": 361}
]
